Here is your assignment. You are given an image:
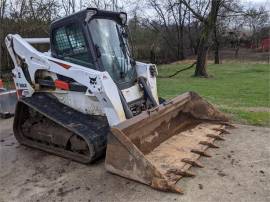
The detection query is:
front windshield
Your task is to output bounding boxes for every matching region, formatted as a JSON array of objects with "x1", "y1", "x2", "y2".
[{"x1": 89, "y1": 18, "x2": 136, "y2": 84}]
